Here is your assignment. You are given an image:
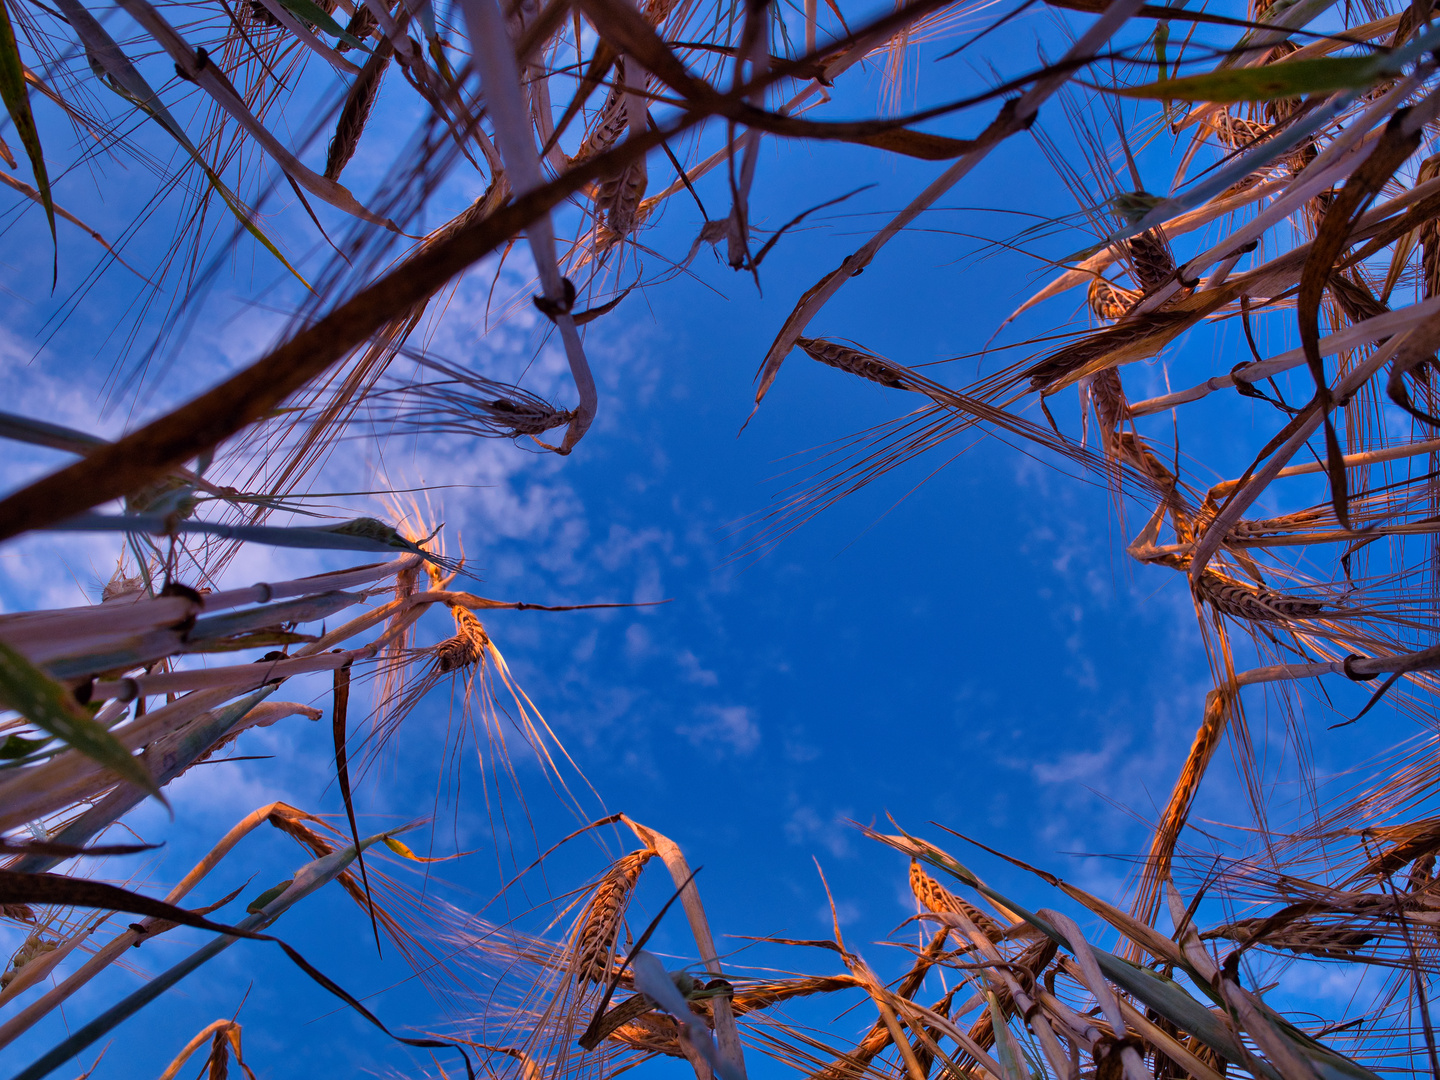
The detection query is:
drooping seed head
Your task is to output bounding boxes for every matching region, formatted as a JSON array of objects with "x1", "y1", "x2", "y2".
[
  {"x1": 797, "y1": 337, "x2": 907, "y2": 389},
  {"x1": 435, "y1": 607, "x2": 490, "y2": 673},
  {"x1": 1087, "y1": 278, "x2": 1139, "y2": 323},
  {"x1": 1126, "y1": 228, "x2": 1176, "y2": 295},
  {"x1": 1196, "y1": 571, "x2": 1325, "y2": 622},
  {"x1": 573, "y1": 849, "x2": 653, "y2": 985}
]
